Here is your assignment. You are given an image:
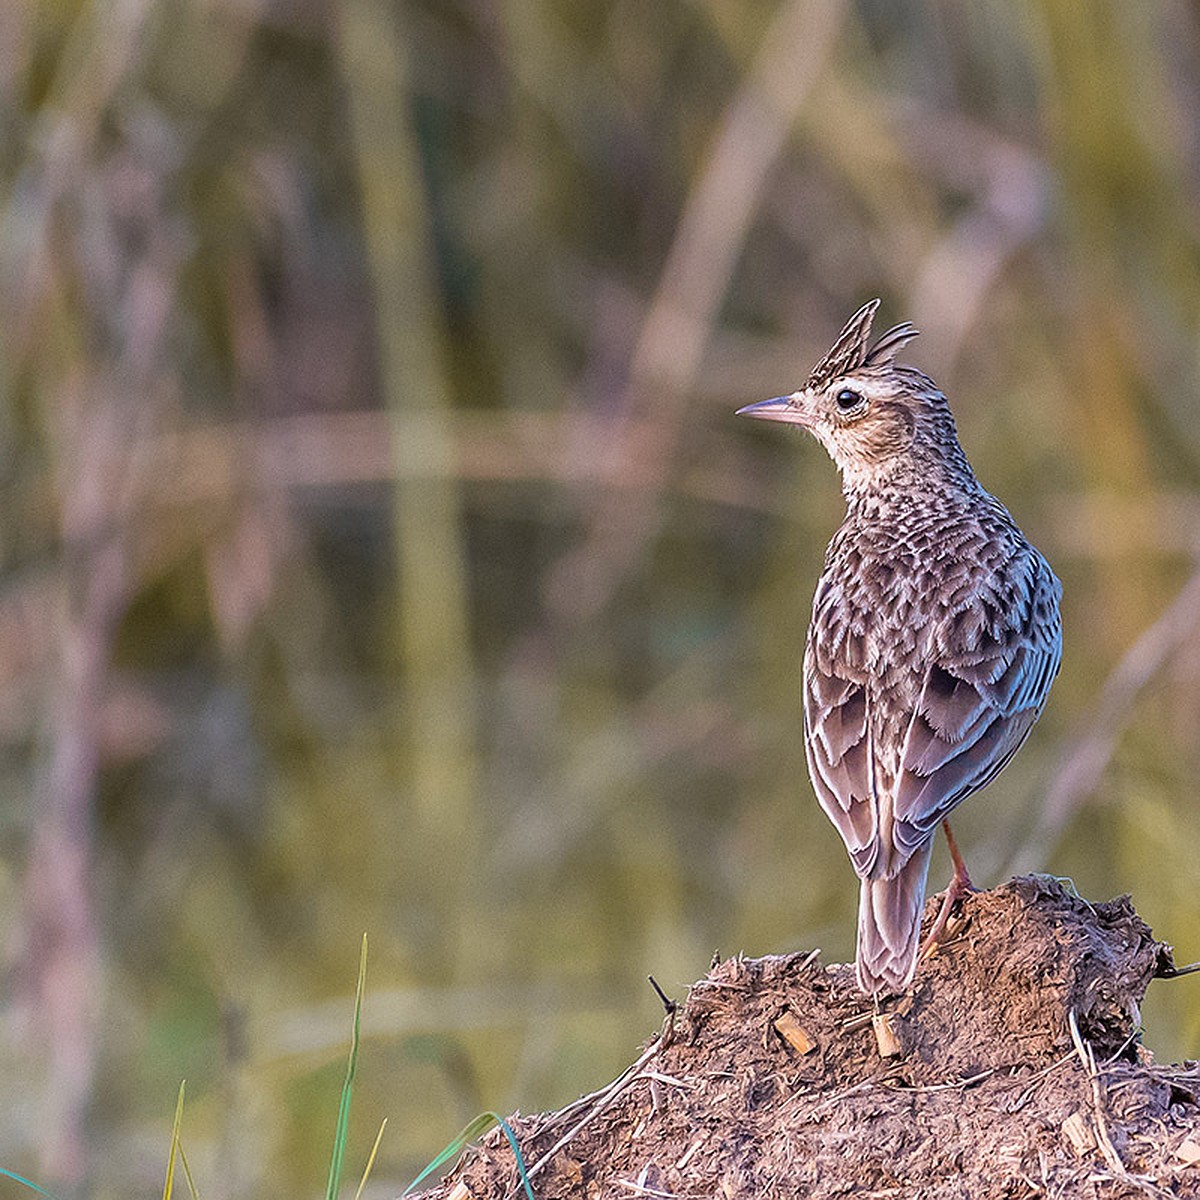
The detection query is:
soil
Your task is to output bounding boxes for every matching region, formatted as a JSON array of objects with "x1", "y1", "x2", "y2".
[{"x1": 419, "y1": 877, "x2": 1200, "y2": 1199}]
